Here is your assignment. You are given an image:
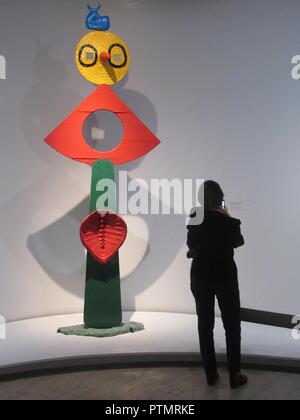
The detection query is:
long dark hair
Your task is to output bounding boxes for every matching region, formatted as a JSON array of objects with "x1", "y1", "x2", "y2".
[{"x1": 204, "y1": 180, "x2": 224, "y2": 210}]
